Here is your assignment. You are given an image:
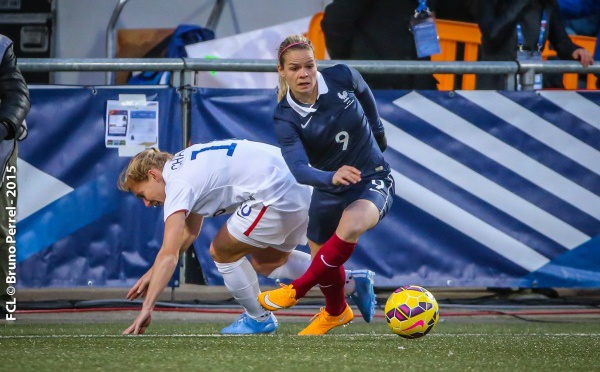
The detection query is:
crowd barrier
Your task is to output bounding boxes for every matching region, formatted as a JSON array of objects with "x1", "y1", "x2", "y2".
[
  {"x1": 17, "y1": 86, "x2": 182, "y2": 287},
  {"x1": 16, "y1": 86, "x2": 600, "y2": 288}
]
